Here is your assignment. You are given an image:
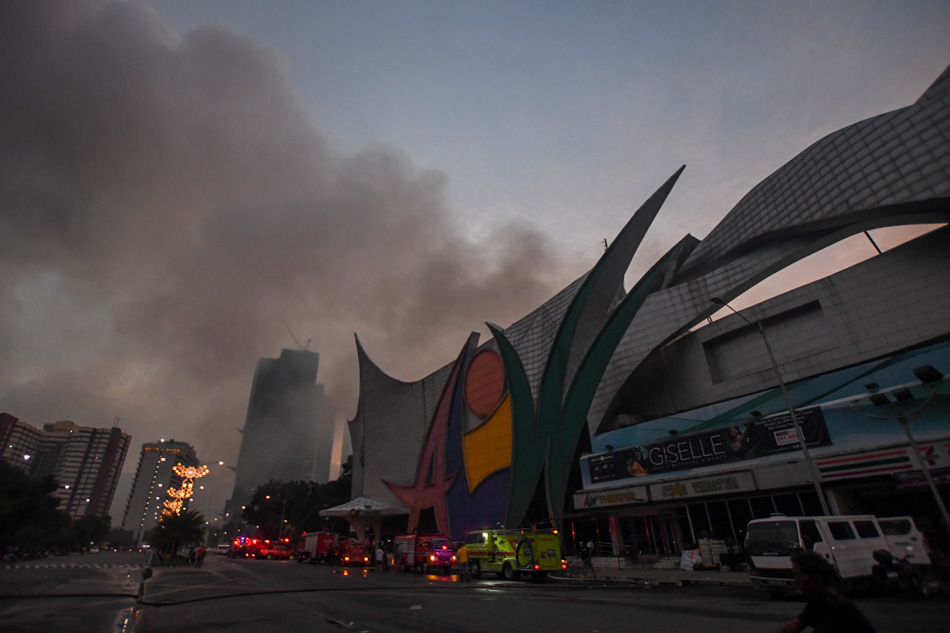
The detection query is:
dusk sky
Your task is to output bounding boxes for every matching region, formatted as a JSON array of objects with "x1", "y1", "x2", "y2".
[{"x1": 1, "y1": 1, "x2": 948, "y2": 519}]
